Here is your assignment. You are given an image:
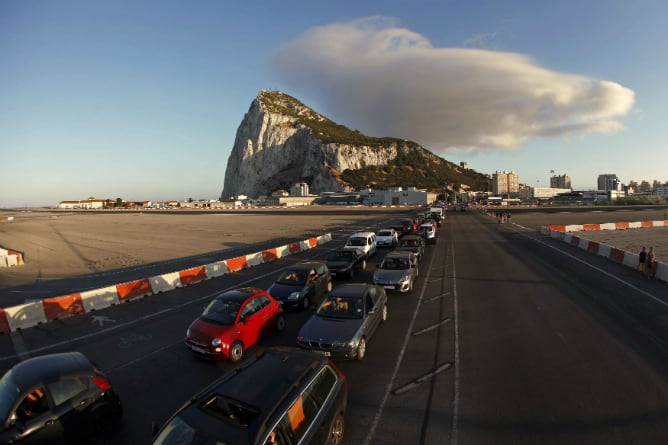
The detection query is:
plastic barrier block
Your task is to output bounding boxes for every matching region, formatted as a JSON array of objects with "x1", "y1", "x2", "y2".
[
  {"x1": 80, "y1": 286, "x2": 120, "y2": 312},
  {"x1": 622, "y1": 252, "x2": 637, "y2": 269},
  {"x1": 609, "y1": 248, "x2": 625, "y2": 263},
  {"x1": 150, "y1": 272, "x2": 182, "y2": 293},
  {"x1": 587, "y1": 241, "x2": 600, "y2": 253},
  {"x1": 245, "y1": 252, "x2": 263, "y2": 268},
  {"x1": 629, "y1": 222, "x2": 642, "y2": 229},
  {"x1": 299, "y1": 240, "x2": 312, "y2": 251},
  {"x1": 226, "y1": 256, "x2": 248, "y2": 273},
  {"x1": 262, "y1": 248, "x2": 279, "y2": 263},
  {"x1": 640, "y1": 221, "x2": 653, "y2": 228},
  {"x1": 545, "y1": 225, "x2": 566, "y2": 233},
  {"x1": 567, "y1": 225, "x2": 584, "y2": 232},
  {"x1": 205, "y1": 260, "x2": 229, "y2": 278},
  {"x1": 570, "y1": 236, "x2": 580, "y2": 246},
  {"x1": 6, "y1": 255, "x2": 18, "y2": 267},
  {"x1": 43, "y1": 293, "x2": 85, "y2": 321},
  {"x1": 306, "y1": 237, "x2": 319, "y2": 248},
  {"x1": 0, "y1": 310, "x2": 10, "y2": 334},
  {"x1": 655, "y1": 263, "x2": 667, "y2": 281},
  {"x1": 583, "y1": 224, "x2": 600, "y2": 231},
  {"x1": 318, "y1": 233, "x2": 333, "y2": 244},
  {"x1": 288, "y1": 242, "x2": 302, "y2": 254},
  {"x1": 117, "y1": 279, "x2": 153, "y2": 302},
  {"x1": 597, "y1": 244, "x2": 611, "y2": 259},
  {"x1": 599, "y1": 223, "x2": 616, "y2": 231},
  {"x1": 275, "y1": 245, "x2": 291, "y2": 258},
  {"x1": 5, "y1": 301, "x2": 48, "y2": 331},
  {"x1": 615, "y1": 222, "x2": 630, "y2": 230},
  {"x1": 180, "y1": 266, "x2": 207, "y2": 286}
]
